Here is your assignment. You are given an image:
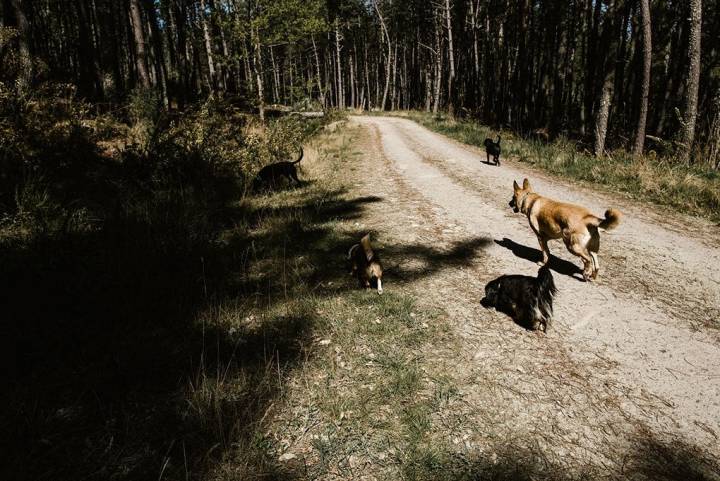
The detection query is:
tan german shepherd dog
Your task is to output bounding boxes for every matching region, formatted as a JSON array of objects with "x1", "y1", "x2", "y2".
[{"x1": 509, "y1": 178, "x2": 622, "y2": 281}]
